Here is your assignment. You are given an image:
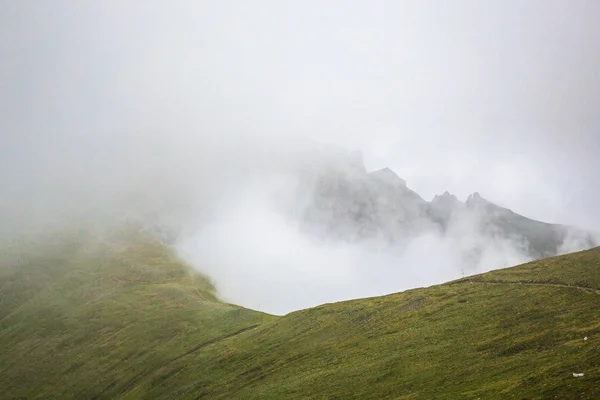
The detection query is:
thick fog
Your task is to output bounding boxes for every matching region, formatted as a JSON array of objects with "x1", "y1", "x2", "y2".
[{"x1": 2, "y1": 1, "x2": 600, "y2": 314}]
